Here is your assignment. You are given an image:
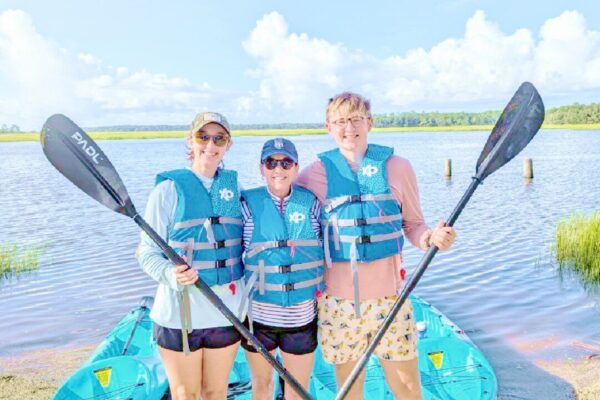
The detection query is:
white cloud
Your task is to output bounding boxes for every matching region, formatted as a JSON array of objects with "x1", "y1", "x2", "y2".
[
  {"x1": 0, "y1": 8, "x2": 599, "y2": 128},
  {"x1": 0, "y1": 9, "x2": 218, "y2": 129},
  {"x1": 242, "y1": 10, "x2": 600, "y2": 117}
]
